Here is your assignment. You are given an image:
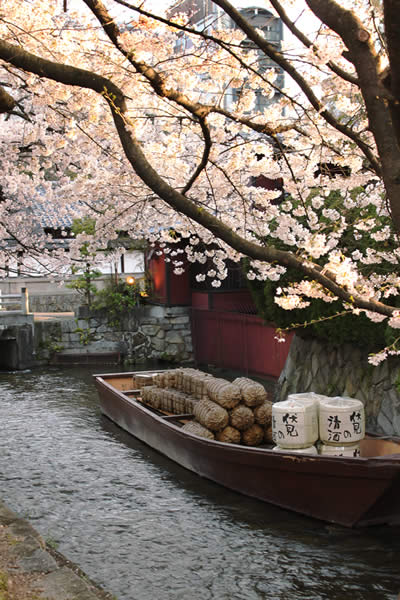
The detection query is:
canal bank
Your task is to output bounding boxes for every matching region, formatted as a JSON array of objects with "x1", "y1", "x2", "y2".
[
  {"x1": 0, "y1": 305, "x2": 194, "y2": 371},
  {"x1": 0, "y1": 500, "x2": 114, "y2": 600}
]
